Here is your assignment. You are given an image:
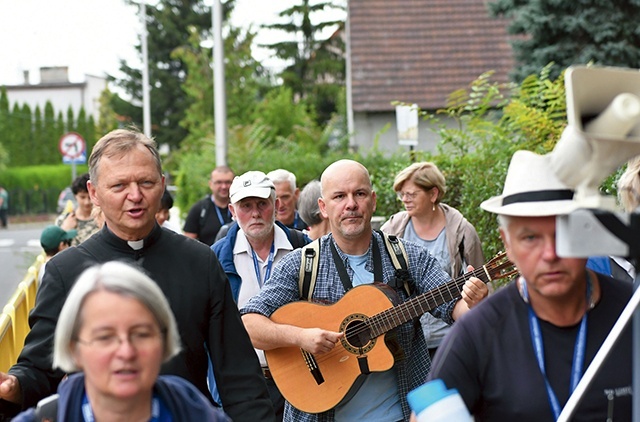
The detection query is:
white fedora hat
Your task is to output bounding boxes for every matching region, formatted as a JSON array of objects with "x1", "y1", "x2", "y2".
[{"x1": 480, "y1": 150, "x2": 579, "y2": 217}]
